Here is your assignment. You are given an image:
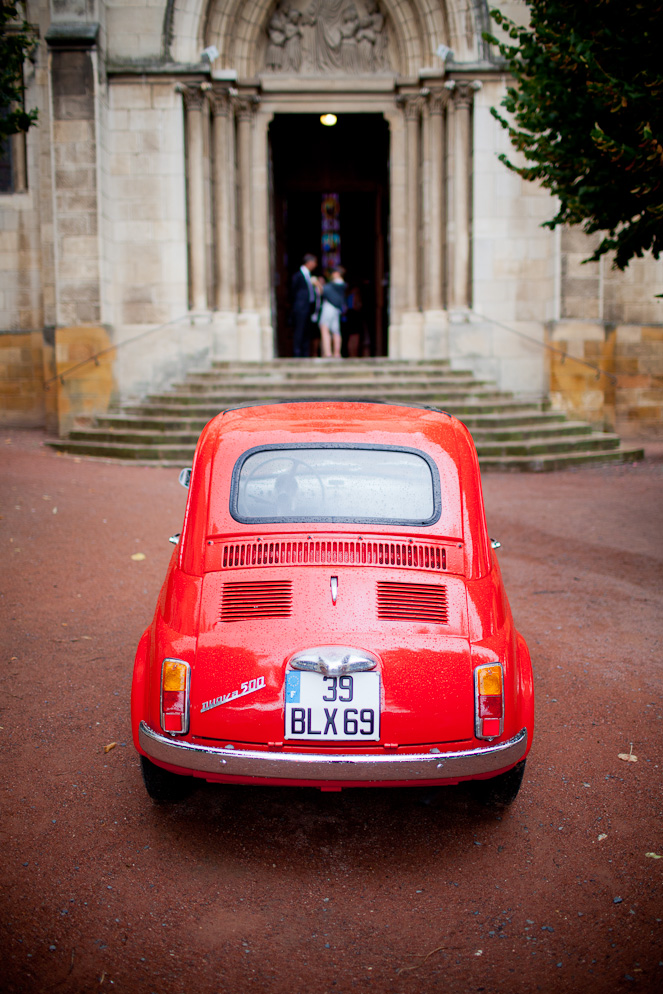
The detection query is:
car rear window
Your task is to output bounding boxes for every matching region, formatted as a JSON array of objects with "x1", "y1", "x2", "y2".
[{"x1": 230, "y1": 444, "x2": 440, "y2": 525}]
